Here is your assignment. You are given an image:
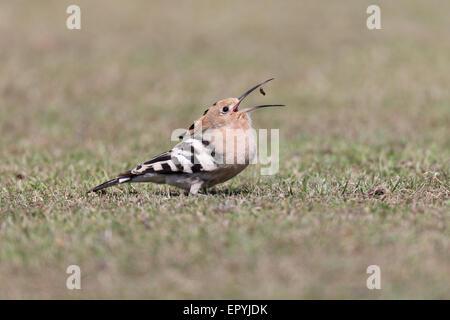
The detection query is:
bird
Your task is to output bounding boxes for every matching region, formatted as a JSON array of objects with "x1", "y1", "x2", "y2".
[{"x1": 88, "y1": 78, "x2": 284, "y2": 195}]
